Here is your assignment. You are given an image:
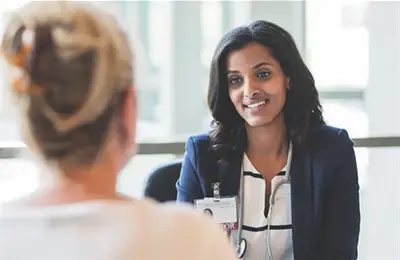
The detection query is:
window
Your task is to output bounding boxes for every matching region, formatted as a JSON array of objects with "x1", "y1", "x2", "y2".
[
  {"x1": 306, "y1": 0, "x2": 369, "y2": 89},
  {"x1": 148, "y1": 1, "x2": 168, "y2": 69},
  {"x1": 306, "y1": 1, "x2": 400, "y2": 137},
  {"x1": 201, "y1": 1, "x2": 222, "y2": 68}
]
